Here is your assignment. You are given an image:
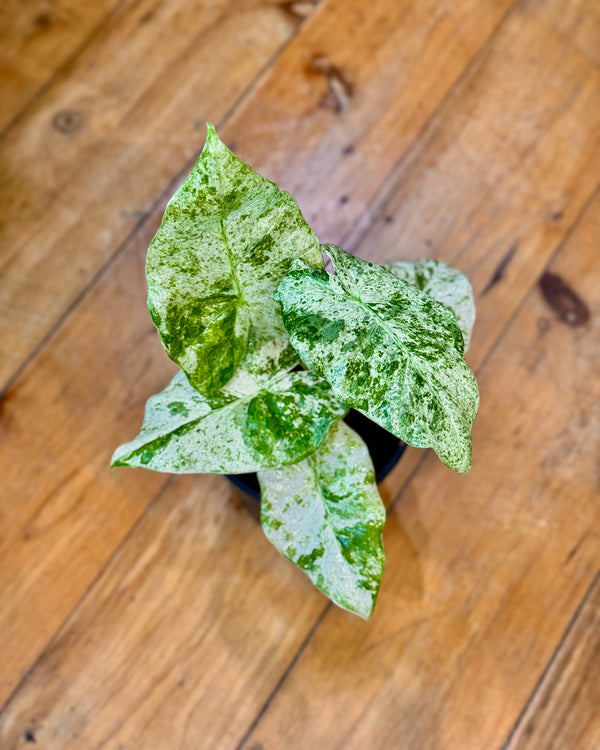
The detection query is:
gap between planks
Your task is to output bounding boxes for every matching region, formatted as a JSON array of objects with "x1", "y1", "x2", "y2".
[{"x1": 500, "y1": 570, "x2": 600, "y2": 750}]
